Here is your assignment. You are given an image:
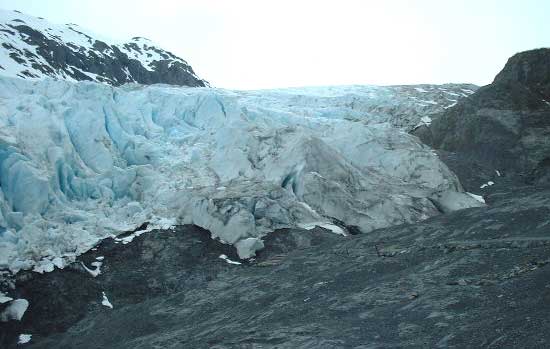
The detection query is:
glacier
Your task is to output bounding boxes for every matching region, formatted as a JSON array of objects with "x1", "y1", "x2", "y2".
[{"x1": 0, "y1": 77, "x2": 482, "y2": 272}]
